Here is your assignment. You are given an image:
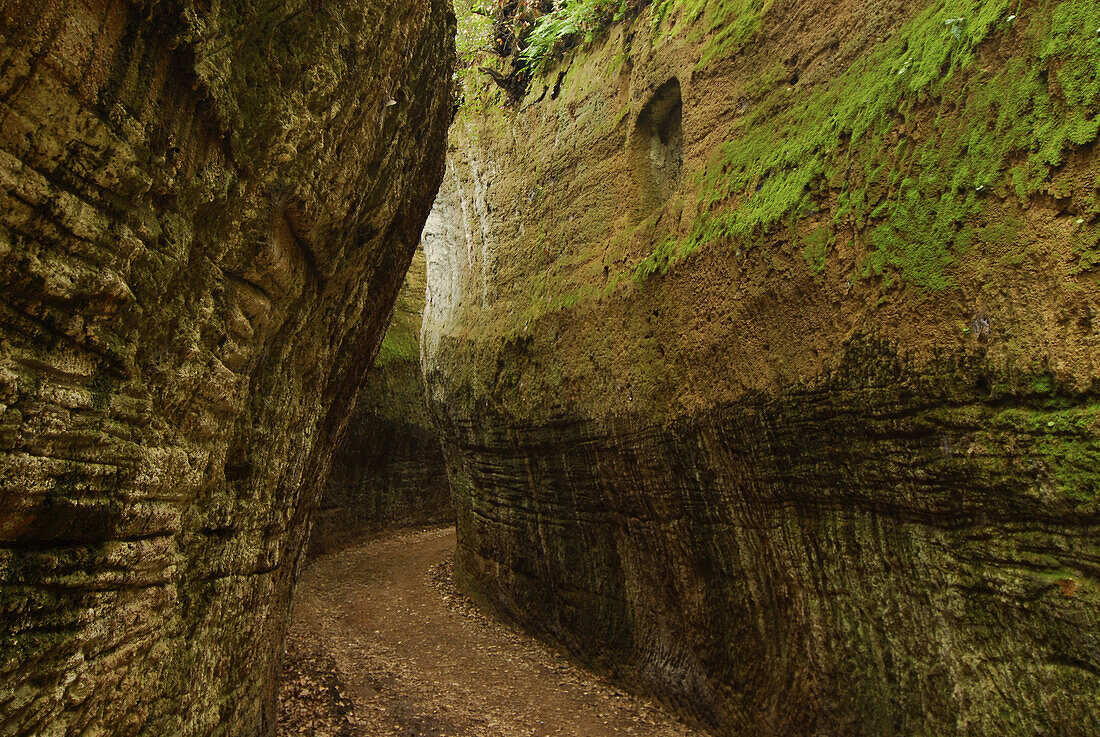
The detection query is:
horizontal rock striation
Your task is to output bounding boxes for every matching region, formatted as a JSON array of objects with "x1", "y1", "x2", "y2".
[
  {"x1": 435, "y1": 345, "x2": 1100, "y2": 735},
  {"x1": 424, "y1": 1, "x2": 1100, "y2": 734},
  {"x1": 312, "y1": 250, "x2": 453, "y2": 555},
  {"x1": 0, "y1": 1, "x2": 453, "y2": 735}
]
